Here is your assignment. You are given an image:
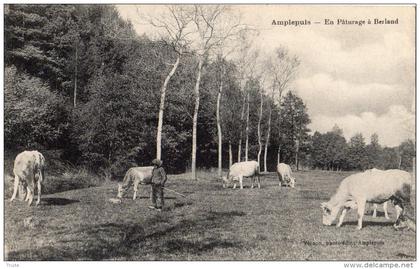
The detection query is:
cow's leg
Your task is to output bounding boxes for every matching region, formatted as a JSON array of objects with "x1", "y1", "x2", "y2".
[
  {"x1": 133, "y1": 181, "x2": 139, "y2": 200},
  {"x1": 336, "y1": 208, "x2": 348, "y2": 227},
  {"x1": 257, "y1": 173, "x2": 261, "y2": 189},
  {"x1": 26, "y1": 179, "x2": 35, "y2": 206},
  {"x1": 372, "y1": 203, "x2": 378, "y2": 218},
  {"x1": 233, "y1": 182, "x2": 237, "y2": 189},
  {"x1": 10, "y1": 175, "x2": 20, "y2": 202},
  {"x1": 356, "y1": 199, "x2": 366, "y2": 230},
  {"x1": 239, "y1": 175, "x2": 243, "y2": 189},
  {"x1": 251, "y1": 176, "x2": 254, "y2": 189},
  {"x1": 36, "y1": 179, "x2": 41, "y2": 206},
  {"x1": 395, "y1": 204, "x2": 403, "y2": 220},
  {"x1": 24, "y1": 186, "x2": 30, "y2": 201},
  {"x1": 18, "y1": 182, "x2": 26, "y2": 201},
  {"x1": 383, "y1": 201, "x2": 389, "y2": 219},
  {"x1": 27, "y1": 190, "x2": 34, "y2": 206},
  {"x1": 278, "y1": 173, "x2": 282, "y2": 187}
]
